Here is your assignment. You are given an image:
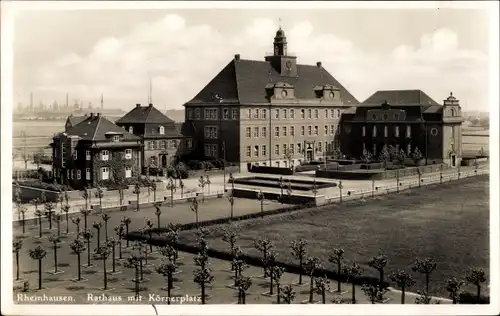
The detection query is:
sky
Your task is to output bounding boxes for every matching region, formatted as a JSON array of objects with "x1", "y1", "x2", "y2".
[{"x1": 9, "y1": 2, "x2": 495, "y2": 112}]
